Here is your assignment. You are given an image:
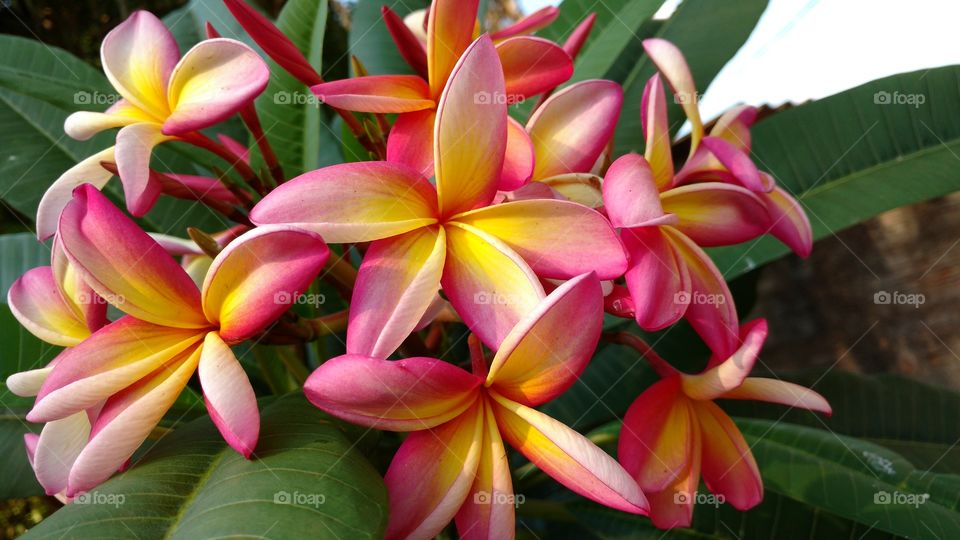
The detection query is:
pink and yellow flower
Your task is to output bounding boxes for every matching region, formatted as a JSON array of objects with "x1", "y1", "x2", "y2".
[
  {"x1": 617, "y1": 319, "x2": 831, "y2": 528},
  {"x1": 251, "y1": 36, "x2": 626, "y2": 358},
  {"x1": 36, "y1": 10, "x2": 269, "y2": 239},
  {"x1": 26, "y1": 185, "x2": 328, "y2": 495},
  {"x1": 306, "y1": 273, "x2": 648, "y2": 539}
]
